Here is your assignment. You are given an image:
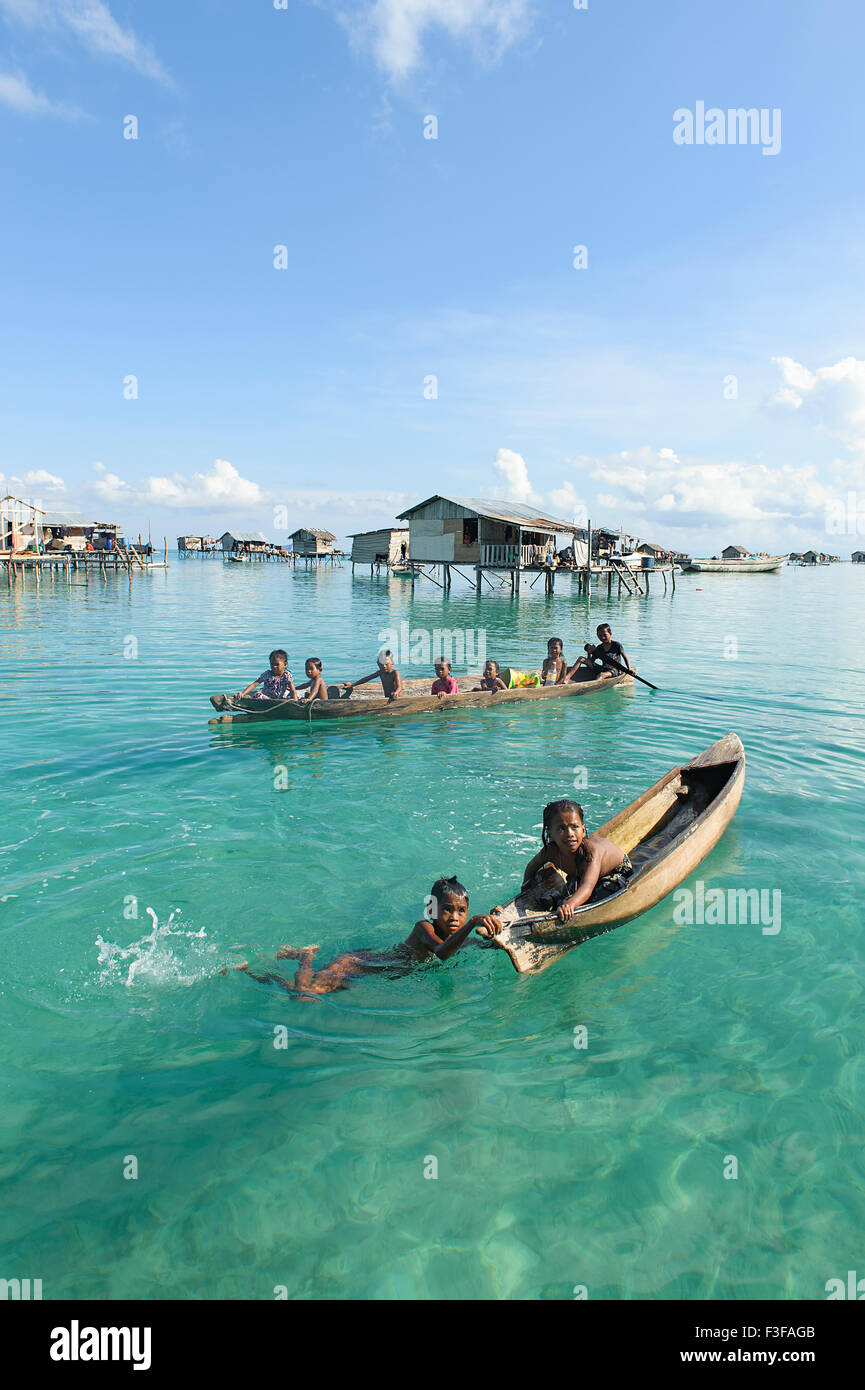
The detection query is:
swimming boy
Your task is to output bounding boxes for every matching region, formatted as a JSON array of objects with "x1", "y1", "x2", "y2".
[
  {"x1": 236, "y1": 649, "x2": 297, "y2": 701},
  {"x1": 342, "y1": 649, "x2": 404, "y2": 700},
  {"x1": 541, "y1": 637, "x2": 568, "y2": 684},
  {"x1": 233, "y1": 877, "x2": 503, "y2": 997},
  {"x1": 476, "y1": 660, "x2": 507, "y2": 692},
  {"x1": 431, "y1": 660, "x2": 458, "y2": 696},
  {"x1": 569, "y1": 624, "x2": 634, "y2": 681},
  {"x1": 295, "y1": 657, "x2": 328, "y2": 702},
  {"x1": 517, "y1": 799, "x2": 632, "y2": 922}
]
